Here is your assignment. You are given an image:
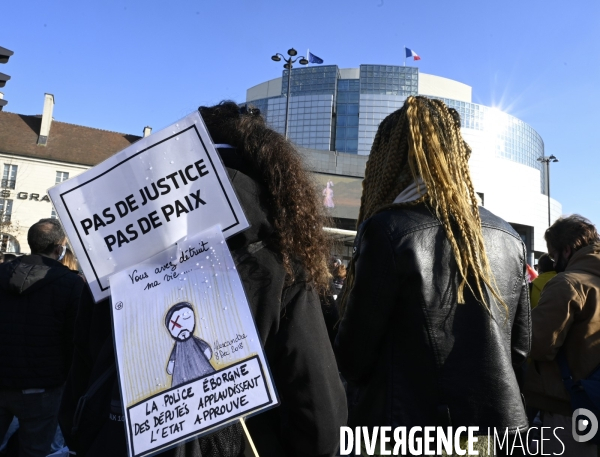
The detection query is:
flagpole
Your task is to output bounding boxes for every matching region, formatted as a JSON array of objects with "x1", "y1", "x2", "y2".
[
  {"x1": 307, "y1": 49, "x2": 309, "y2": 65},
  {"x1": 403, "y1": 45, "x2": 406, "y2": 67}
]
